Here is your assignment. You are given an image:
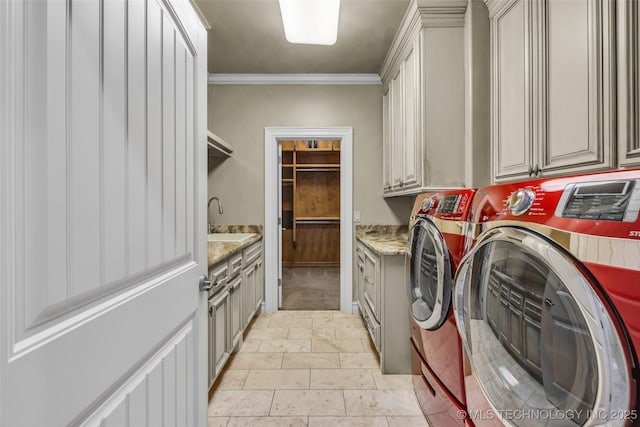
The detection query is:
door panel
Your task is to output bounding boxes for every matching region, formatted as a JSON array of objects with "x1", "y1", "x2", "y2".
[
  {"x1": 492, "y1": 0, "x2": 532, "y2": 181},
  {"x1": 540, "y1": 0, "x2": 615, "y2": 174},
  {"x1": 0, "y1": 0, "x2": 207, "y2": 425}
]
